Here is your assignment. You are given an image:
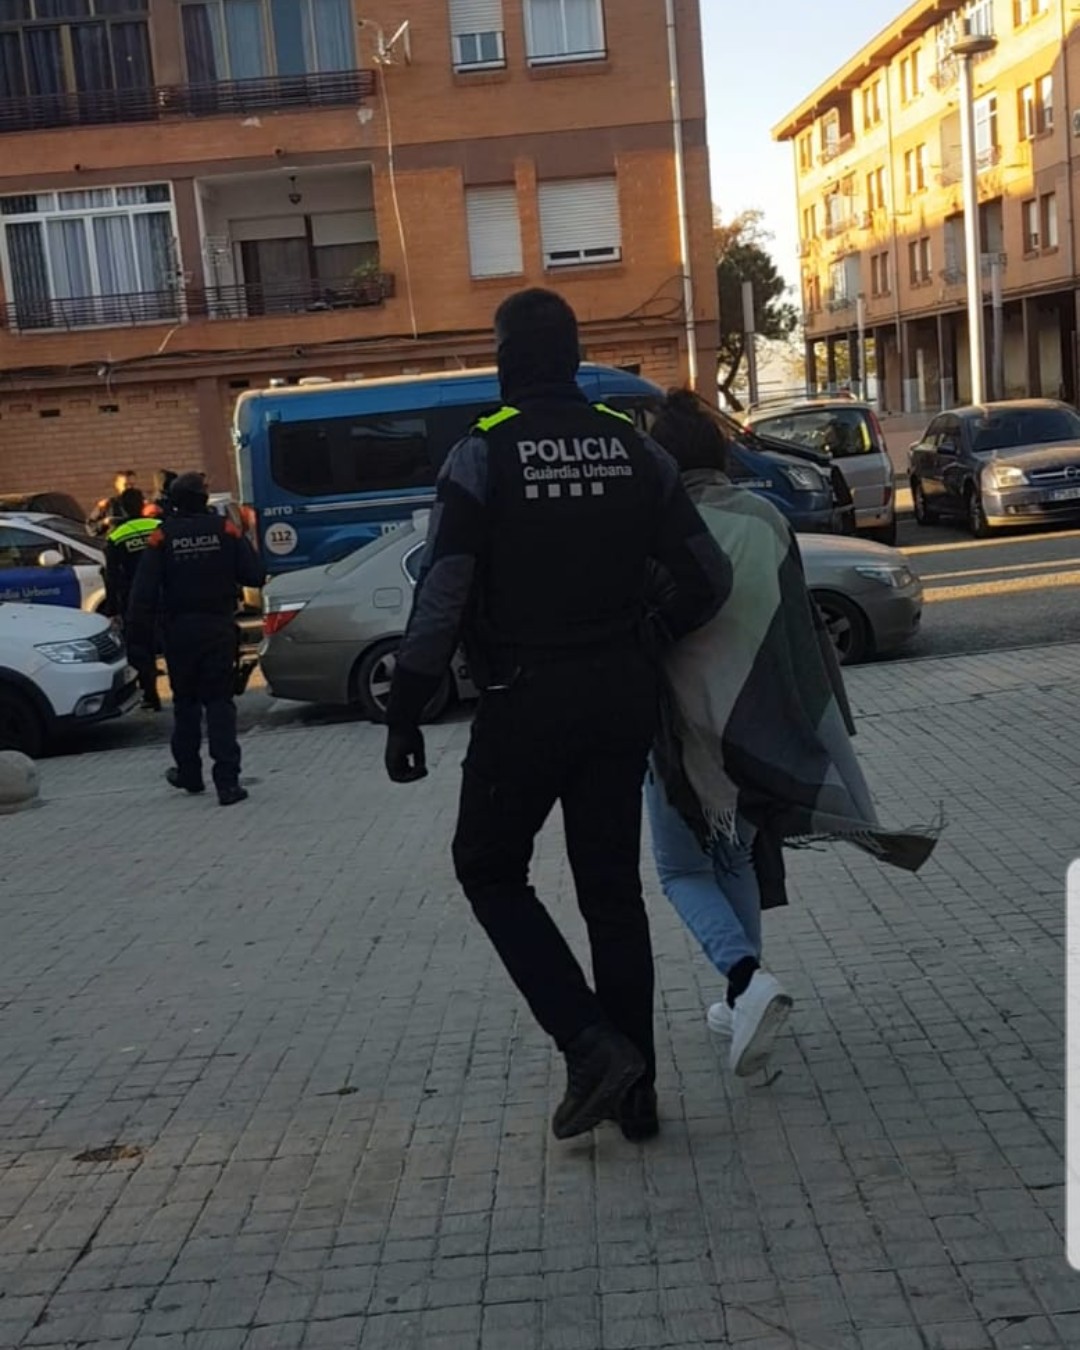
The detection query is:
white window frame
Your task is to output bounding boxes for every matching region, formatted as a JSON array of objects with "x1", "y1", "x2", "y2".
[
  {"x1": 464, "y1": 185, "x2": 523, "y2": 279},
  {"x1": 1039, "y1": 73, "x2": 1053, "y2": 132},
  {"x1": 1020, "y1": 84, "x2": 1036, "y2": 139},
  {"x1": 1042, "y1": 192, "x2": 1059, "y2": 249},
  {"x1": 965, "y1": 0, "x2": 993, "y2": 38},
  {"x1": 0, "y1": 184, "x2": 180, "y2": 331},
  {"x1": 449, "y1": 0, "x2": 506, "y2": 71},
  {"x1": 538, "y1": 176, "x2": 621, "y2": 269},
  {"x1": 1023, "y1": 198, "x2": 1040, "y2": 252},
  {"x1": 524, "y1": 0, "x2": 606, "y2": 67},
  {"x1": 974, "y1": 93, "x2": 998, "y2": 169}
]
